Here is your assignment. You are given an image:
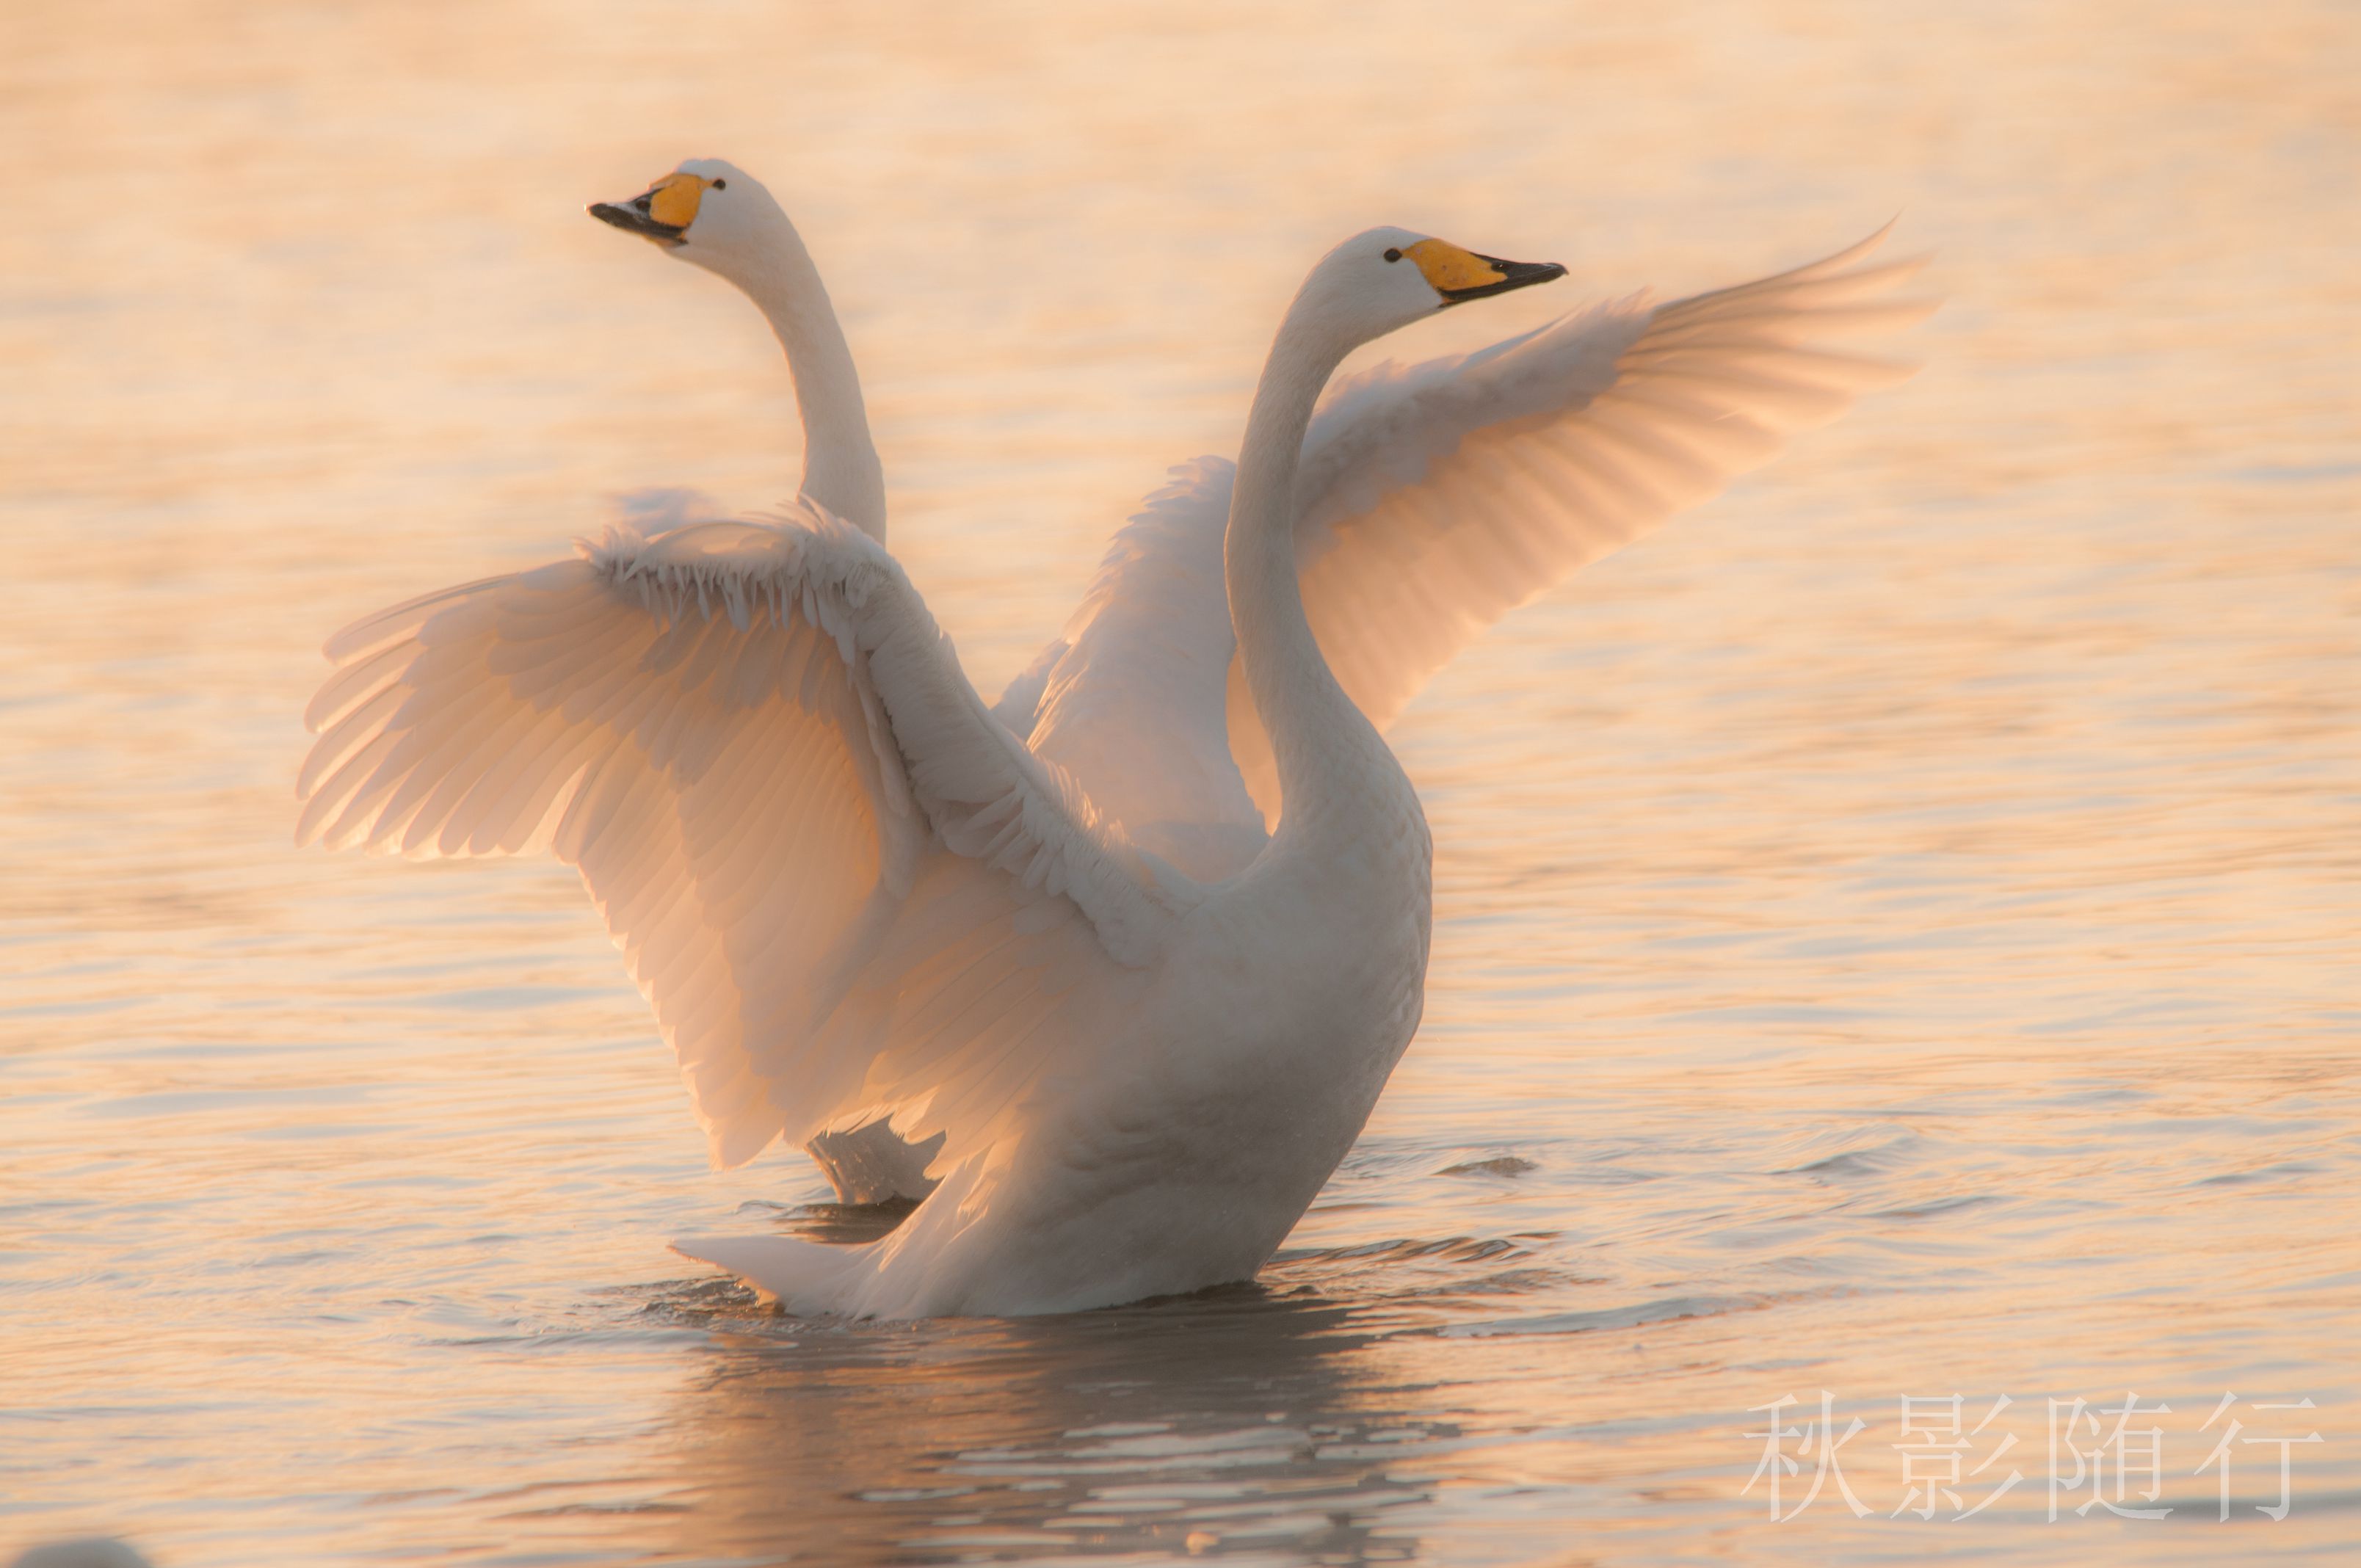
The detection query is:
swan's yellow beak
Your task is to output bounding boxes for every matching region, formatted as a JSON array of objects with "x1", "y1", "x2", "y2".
[
  {"x1": 589, "y1": 173, "x2": 711, "y2": 247},
  {"x1": 1405, "y1": 239, "x2": 1566, "y2": 305}
]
